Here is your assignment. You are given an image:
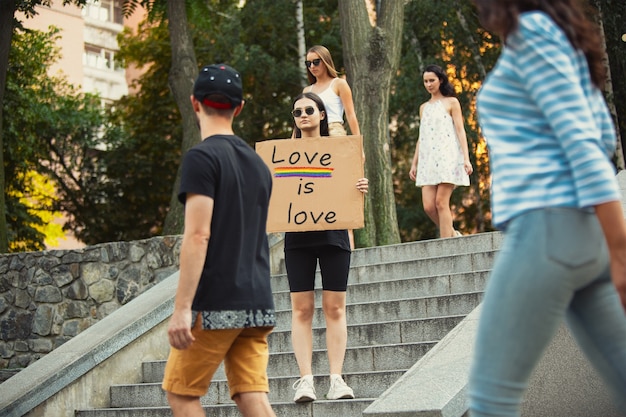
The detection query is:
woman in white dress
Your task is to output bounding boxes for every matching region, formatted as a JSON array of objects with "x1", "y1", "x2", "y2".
[{"x1": 409, "y1": 64, "x2": 473, "y2": 238}]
